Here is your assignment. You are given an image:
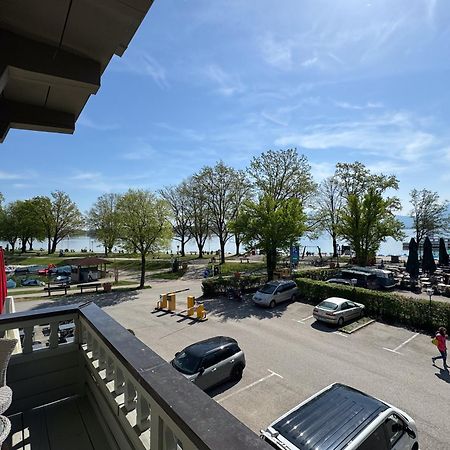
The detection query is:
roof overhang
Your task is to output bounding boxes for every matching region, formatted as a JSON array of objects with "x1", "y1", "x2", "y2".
[{"x1": 0, "y1": 0, "x2": 154, "y2": 143}]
